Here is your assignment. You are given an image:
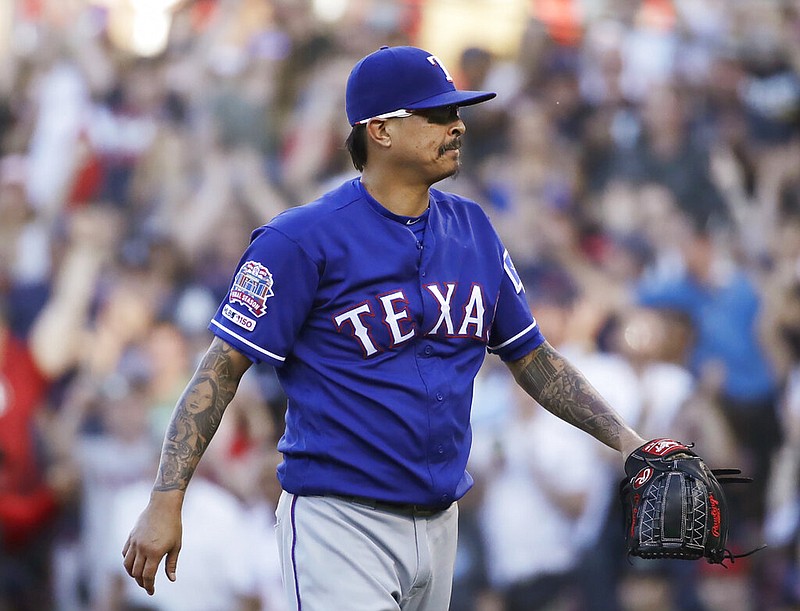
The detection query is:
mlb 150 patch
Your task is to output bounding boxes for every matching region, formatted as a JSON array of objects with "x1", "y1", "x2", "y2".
[{"x1": 222, "y1": 304, "x2": 256, "y2": 331}]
